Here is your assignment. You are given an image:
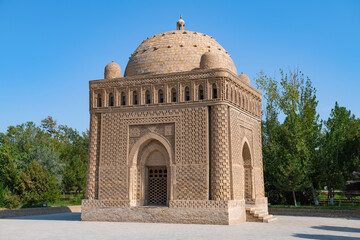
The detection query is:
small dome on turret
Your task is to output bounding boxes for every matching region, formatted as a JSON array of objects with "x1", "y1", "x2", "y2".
[
  {"x1": 239, "y1": 72, "x2": 250, "y2": 84},
  {"x1": 176, "y1": 15, "x2": 185, "y2": 30},
  {"x1": 104, "y1": 61, "x2": 121, "y2": 79},
  {"x1": 200, "y1": 51, "x2": 220, "y2": 70}
]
